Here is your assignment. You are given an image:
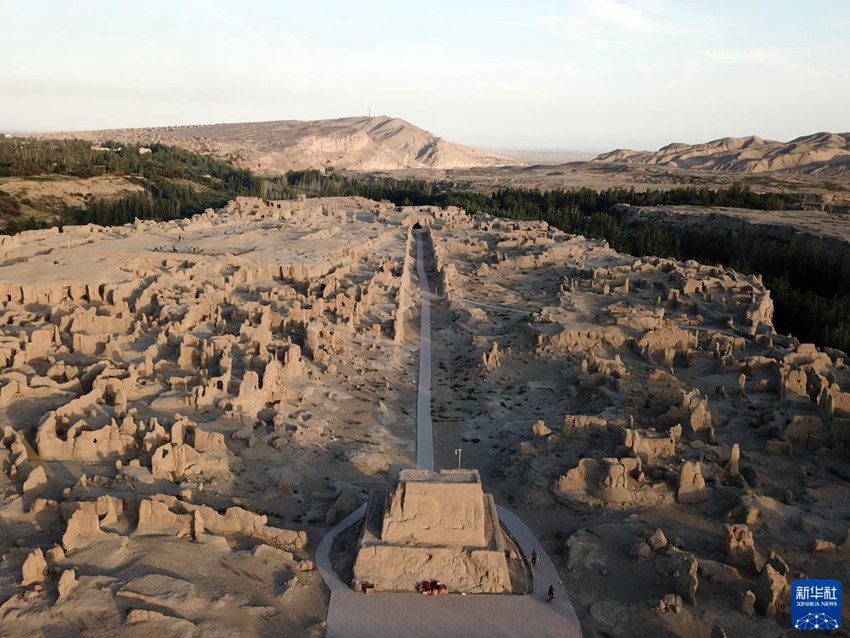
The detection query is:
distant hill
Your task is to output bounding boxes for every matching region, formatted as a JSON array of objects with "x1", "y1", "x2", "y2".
[
  {"x1": 34, "y1": 116, "x2": 513, "y2": 172},
  {"x1": 593, "y1": 132, "x2": 850, "y2": 175}
]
